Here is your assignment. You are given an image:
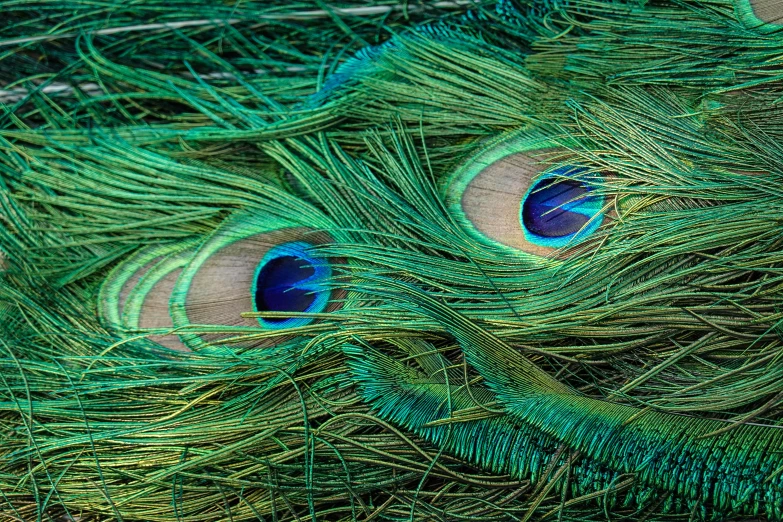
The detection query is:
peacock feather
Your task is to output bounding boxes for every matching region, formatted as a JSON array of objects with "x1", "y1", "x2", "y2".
[{"x1": 2, "y1": 0, "x2": 783, "y2": 520}]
